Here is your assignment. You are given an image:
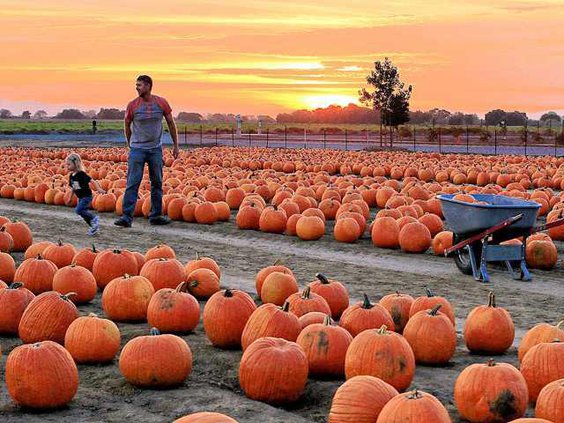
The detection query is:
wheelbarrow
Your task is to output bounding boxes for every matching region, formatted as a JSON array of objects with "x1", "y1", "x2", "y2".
[{"x1": 438, "y1": 194, "x2": 564, "y2": 282}]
